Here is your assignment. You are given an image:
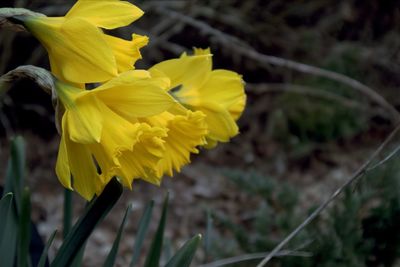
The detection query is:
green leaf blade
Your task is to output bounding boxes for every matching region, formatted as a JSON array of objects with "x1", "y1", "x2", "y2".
[
  {"x1": 130, "y1": 200, "x2": 154, "y2": 267},
  {"x1": 0, "y1": 193, "x2": 17, "y2": 267},
  {"x1": 144, "y1": 194, "x2": 169, "y2": 267},
  {"x1": 103, "y1": 204, "x2": 133, "y2": 267},
  {"x1": 38, "y1": 230, "x2": 57, "y2": 267},
  {"x1": 50, "y1": 177, "x2": 123, "y2": 267},
  {"x1": 17, "y1": 187, "x2": 31, "y2": 267},
  {"x1": 4, "y1": 136, "x2": 26, "y2": 214},
  {"x1": 165, "y1": 234, "x2": 202, "y2": 267}
]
